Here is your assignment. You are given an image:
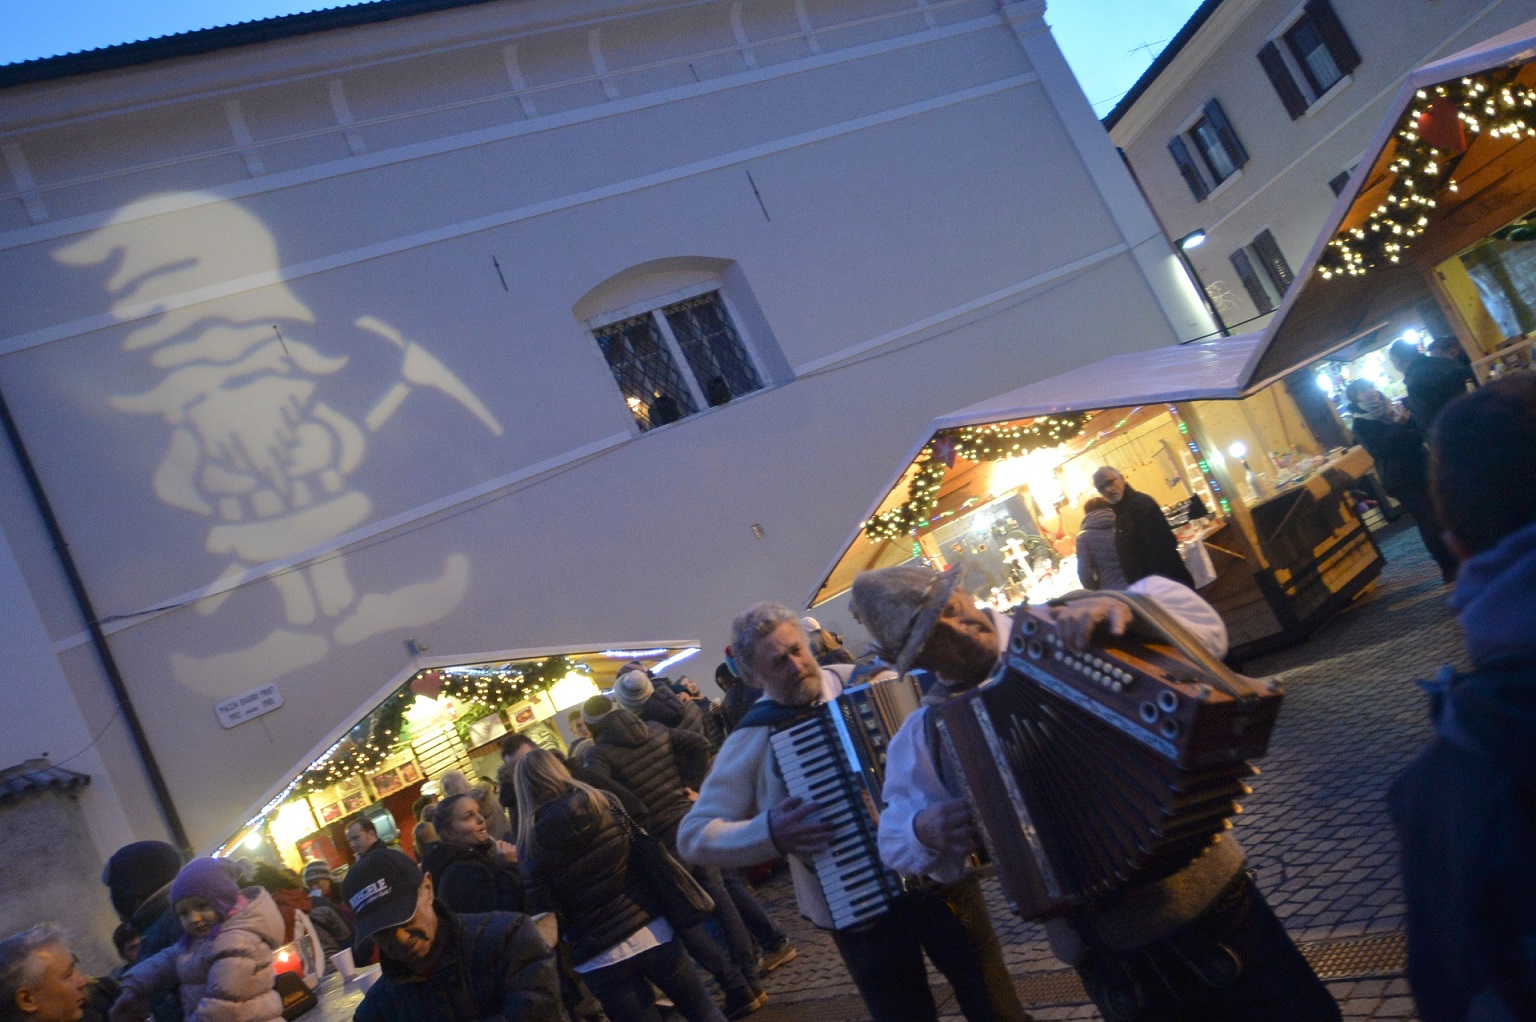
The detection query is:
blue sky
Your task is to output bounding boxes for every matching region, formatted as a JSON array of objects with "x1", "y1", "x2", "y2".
[{"x1": 0, "y1": 0, "x2": 1203, "y2": 117}]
